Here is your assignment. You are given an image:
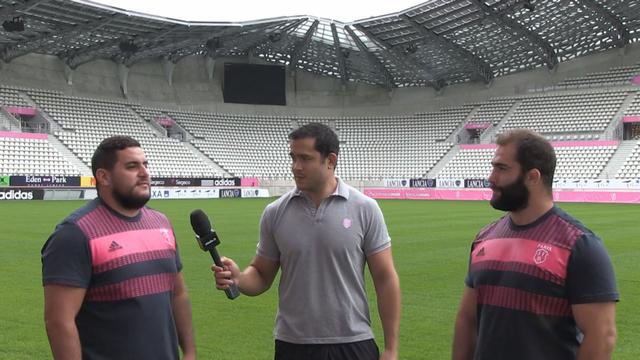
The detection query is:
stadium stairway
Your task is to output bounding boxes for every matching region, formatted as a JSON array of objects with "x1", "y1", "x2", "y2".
[
  {"x1": 17, "y1": 90, "x2": 37, "y2": 107},
  {"x1": 603, "y1": 91, "x2": 638, "y2": 139},
  {"x1": 598, "y1": 140, "x2": 638, "y2": 179},
  {"x1": 479, "y1": 100, "x2": 523, "y2": 143},
  {"x1": 182, "y1": 141, "x2": 229, "y2": 177},
  {"x1": 127, "y1": 106, "x2": 167, "y2": 138},
  {"x1": 447, "y1": 106, "x2": 480, "y2": 143},
  {"x1": 426, "y1": 145, "x2": 461, "y2": 178},
  {"x1": 0, "y1": 109, "x2": 20, "y2": 131},
  {"x1": 48, "y1": 134, "x2": 92, "y2": 175}
]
